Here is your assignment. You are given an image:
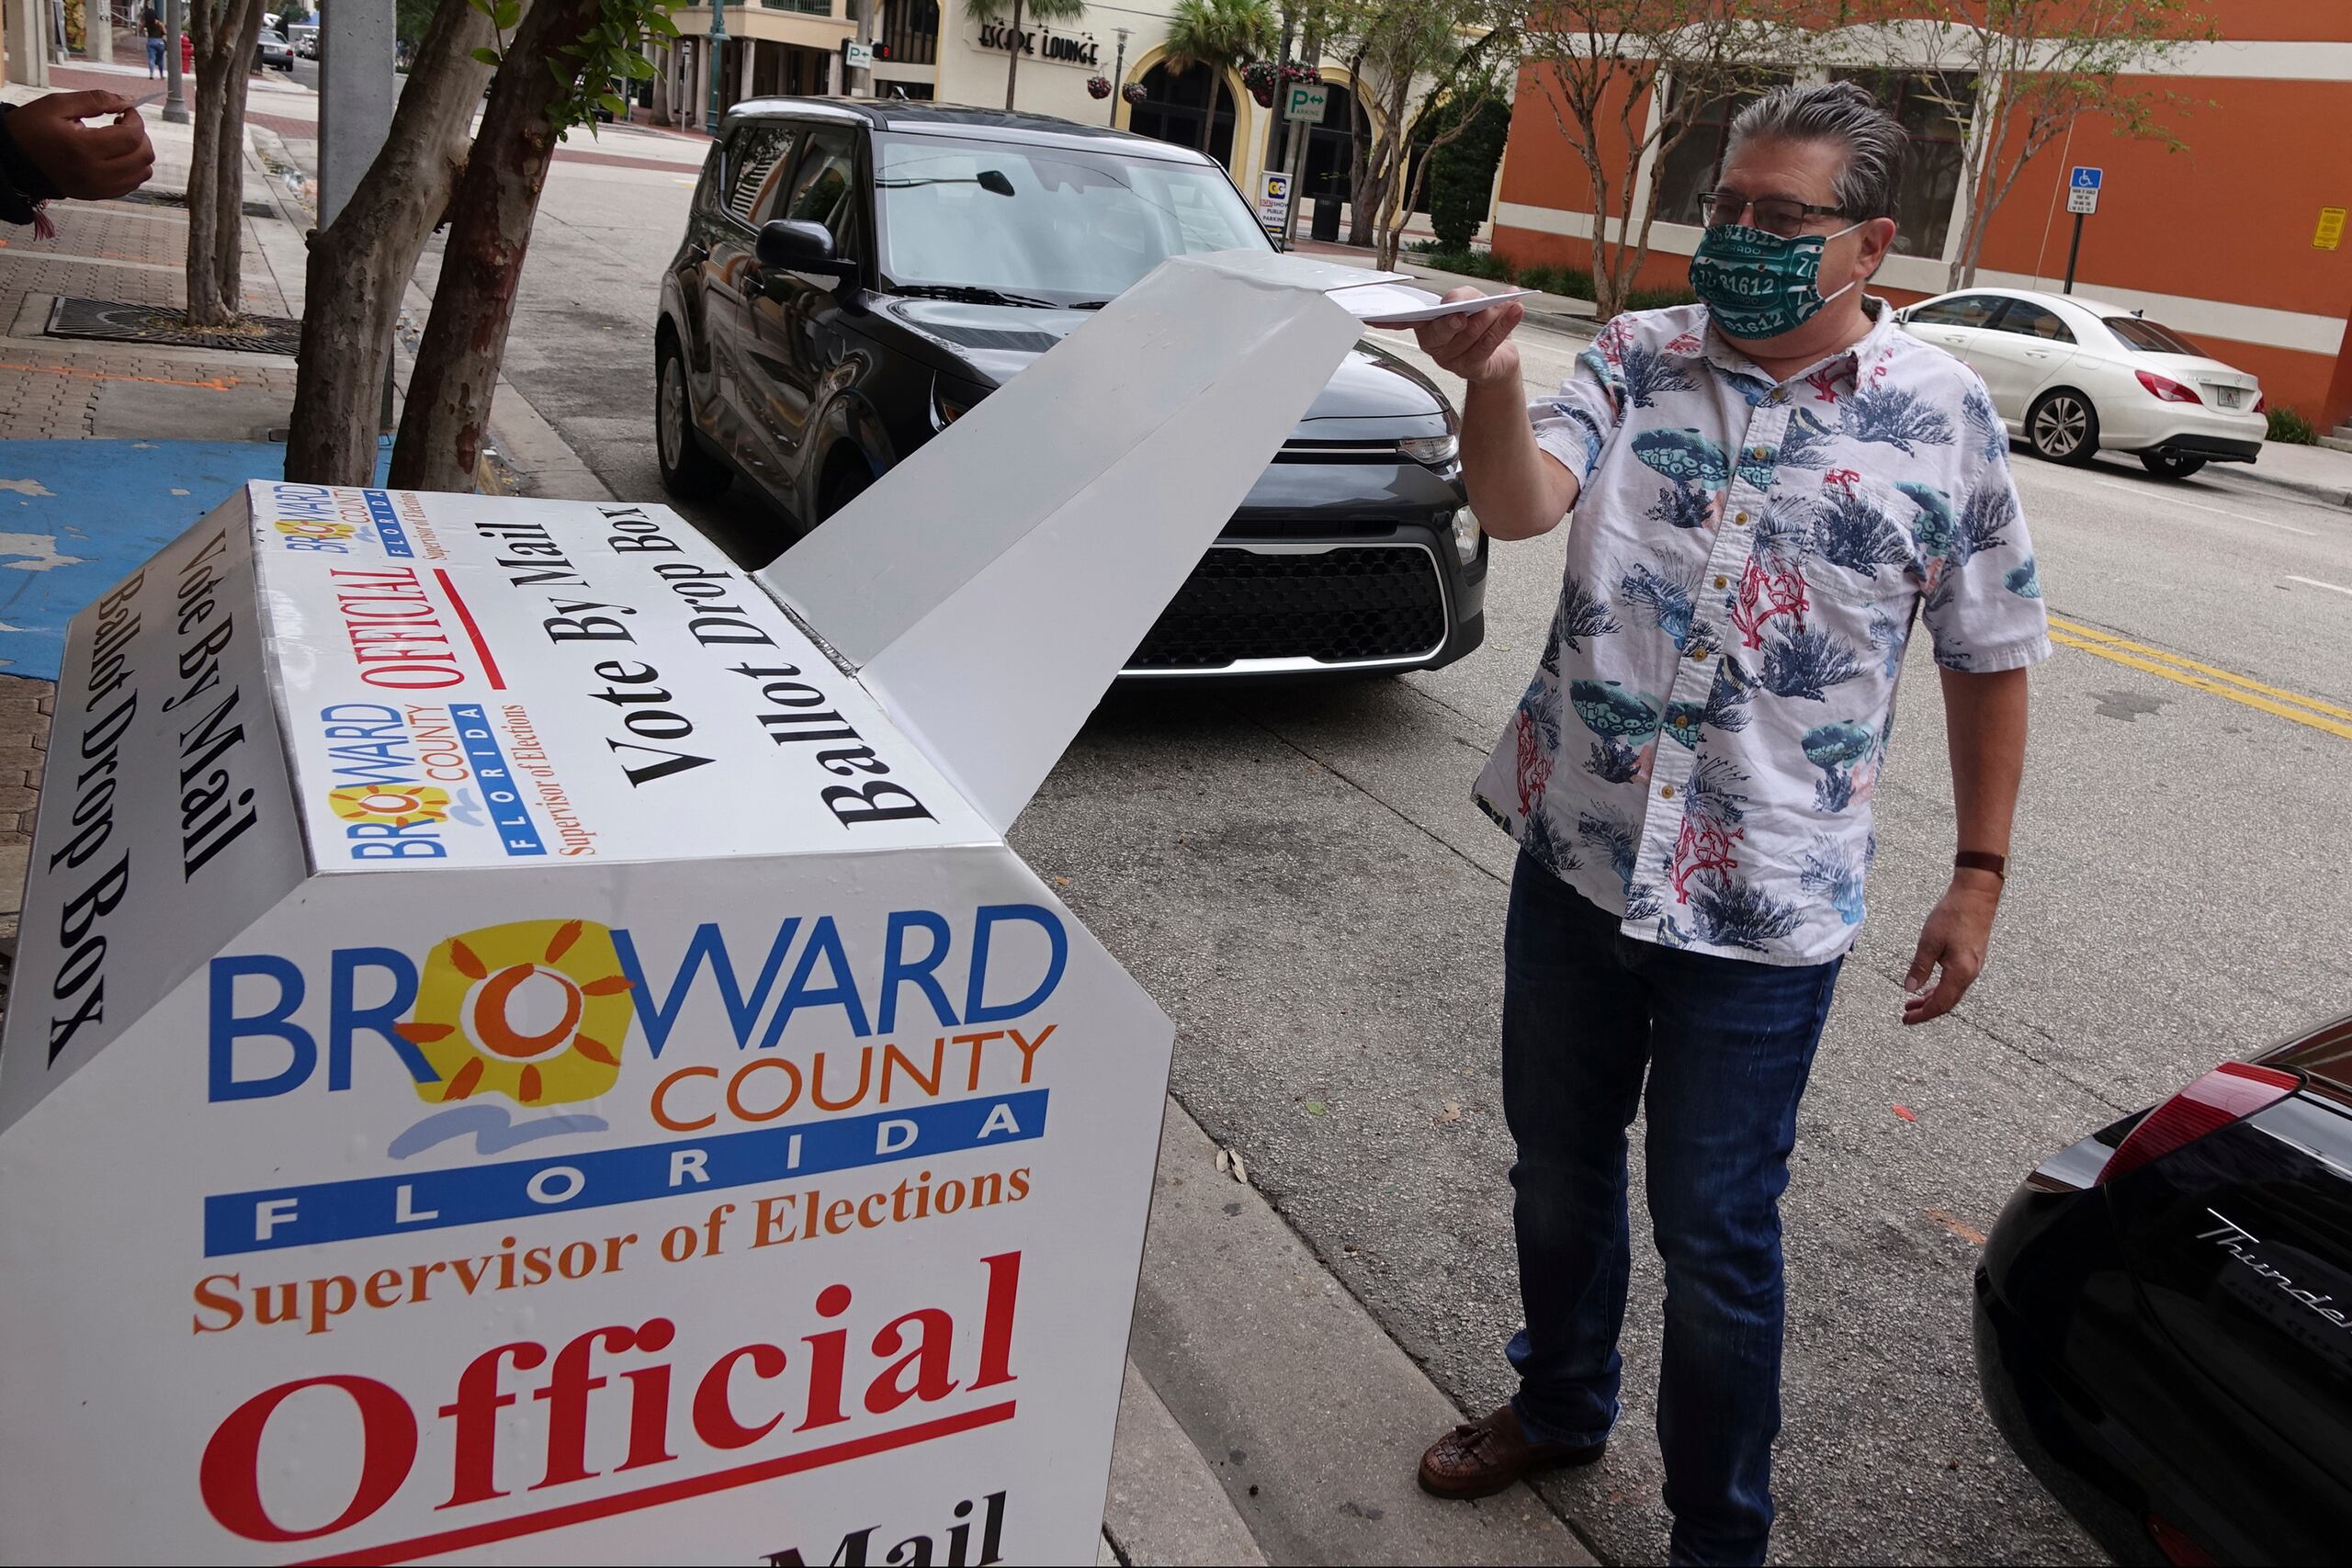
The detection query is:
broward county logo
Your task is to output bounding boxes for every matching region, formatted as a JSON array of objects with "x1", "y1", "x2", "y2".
[
  {"x1": 394, "y1": 919, "x2": 637, "y2": 1108},
  {"x1": 326, "y1": 782, "x2": 452, "y2": 831},
  {"x1": 273, "y1": 516, "x2": 357, "y2": 545}
]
